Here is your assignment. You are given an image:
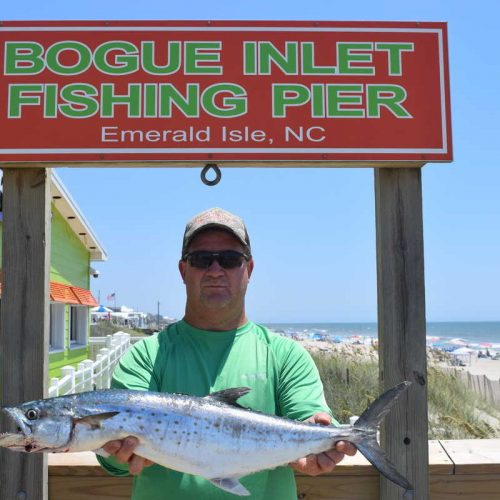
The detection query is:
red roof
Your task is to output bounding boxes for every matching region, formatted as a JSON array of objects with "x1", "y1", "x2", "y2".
[
  {"x1": 71, "y1": 285, "x2": 98, "y2": 307},
  {"x1": 50, "y1": 282, "x2": 80, "y2": 304},
  {"x1": 0, "y1": 280, "x2": 97, "y2": 307}
]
